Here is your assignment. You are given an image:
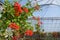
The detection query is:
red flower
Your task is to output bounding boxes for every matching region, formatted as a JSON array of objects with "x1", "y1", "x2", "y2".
[
  {"x1": 32, "y1": 16, "x2": 40, "y2": 20},
  {"x1": 34, "y1": 5, "x2": 40, "y2": 10},
  {"x1": 9, "y1": 23, "x2": 20, "y2": 30},
  {"x1": 37, "y1": 17, "x2": 40, "y2": 20},
  {"x1": 37, "y1": 20, "x2": 42, "y2": 26},
  {"x1": 32, "y1": 16, "x2": 37, "y2": 20},
  {"x1": 23, "y1": 7, "x2": 29, "y2": 13},
  {"x1": 38, "y1": 20, "x2": 42, "y2": 26},
  {"x1": 14, "y1": 2, "x2": 23, "y2": 16},
  {"x1": 14, "y1": 12, "x2": 20, "y2": 16},
  {"x1": 12, "y1": 36, "x2": 17, "y2": 40},
  {"x1": 25, "y1": 30, "x2": 33, "y2": 36}
]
